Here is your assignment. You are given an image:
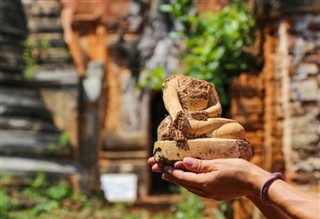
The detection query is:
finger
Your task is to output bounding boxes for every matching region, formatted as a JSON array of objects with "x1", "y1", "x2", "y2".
[
  {"x1": 164, "y1": 166, "x2": 204, "y2": 186},
  {"x1": 183, "y1": 157, "x2": 217, "y2": 173},
  {"x1": 174, "y1": 161, "x2": 188, "y2": 170},
  {"x1": 148, "y1": 157, "x2": 165, "y2": 172},
  {"x1": 162, "y1": 172, "x2": 200, "y2": 192},
  {"x1": 162, "y1": 173, "x2": 211, "y2": 199},
  {"x1": 148, "y1": 157, "x2": 156, "y2": 165},
  {"x1": 151, "y1": 164, "x2": 164, "y2": 173},
  {"x1": 162, "y1": 172, "x2": 180, "y2": 185}
]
